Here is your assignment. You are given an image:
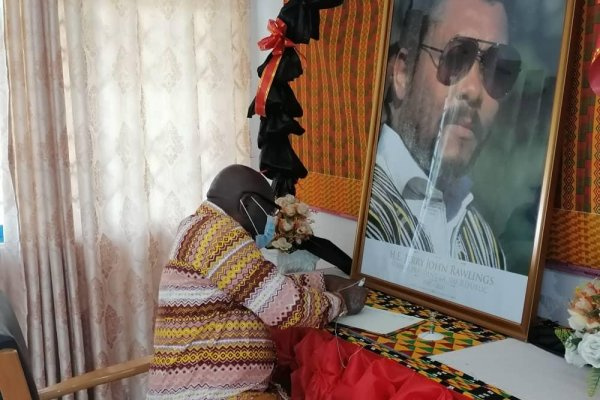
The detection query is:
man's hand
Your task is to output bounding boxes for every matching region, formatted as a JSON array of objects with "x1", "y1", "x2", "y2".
[
  {"x1": 324, "y1": 275, "x2": 367, "y2": 315},
  {"x1": 324, "y1": 275, "x2": 353, "y2": 292}
]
